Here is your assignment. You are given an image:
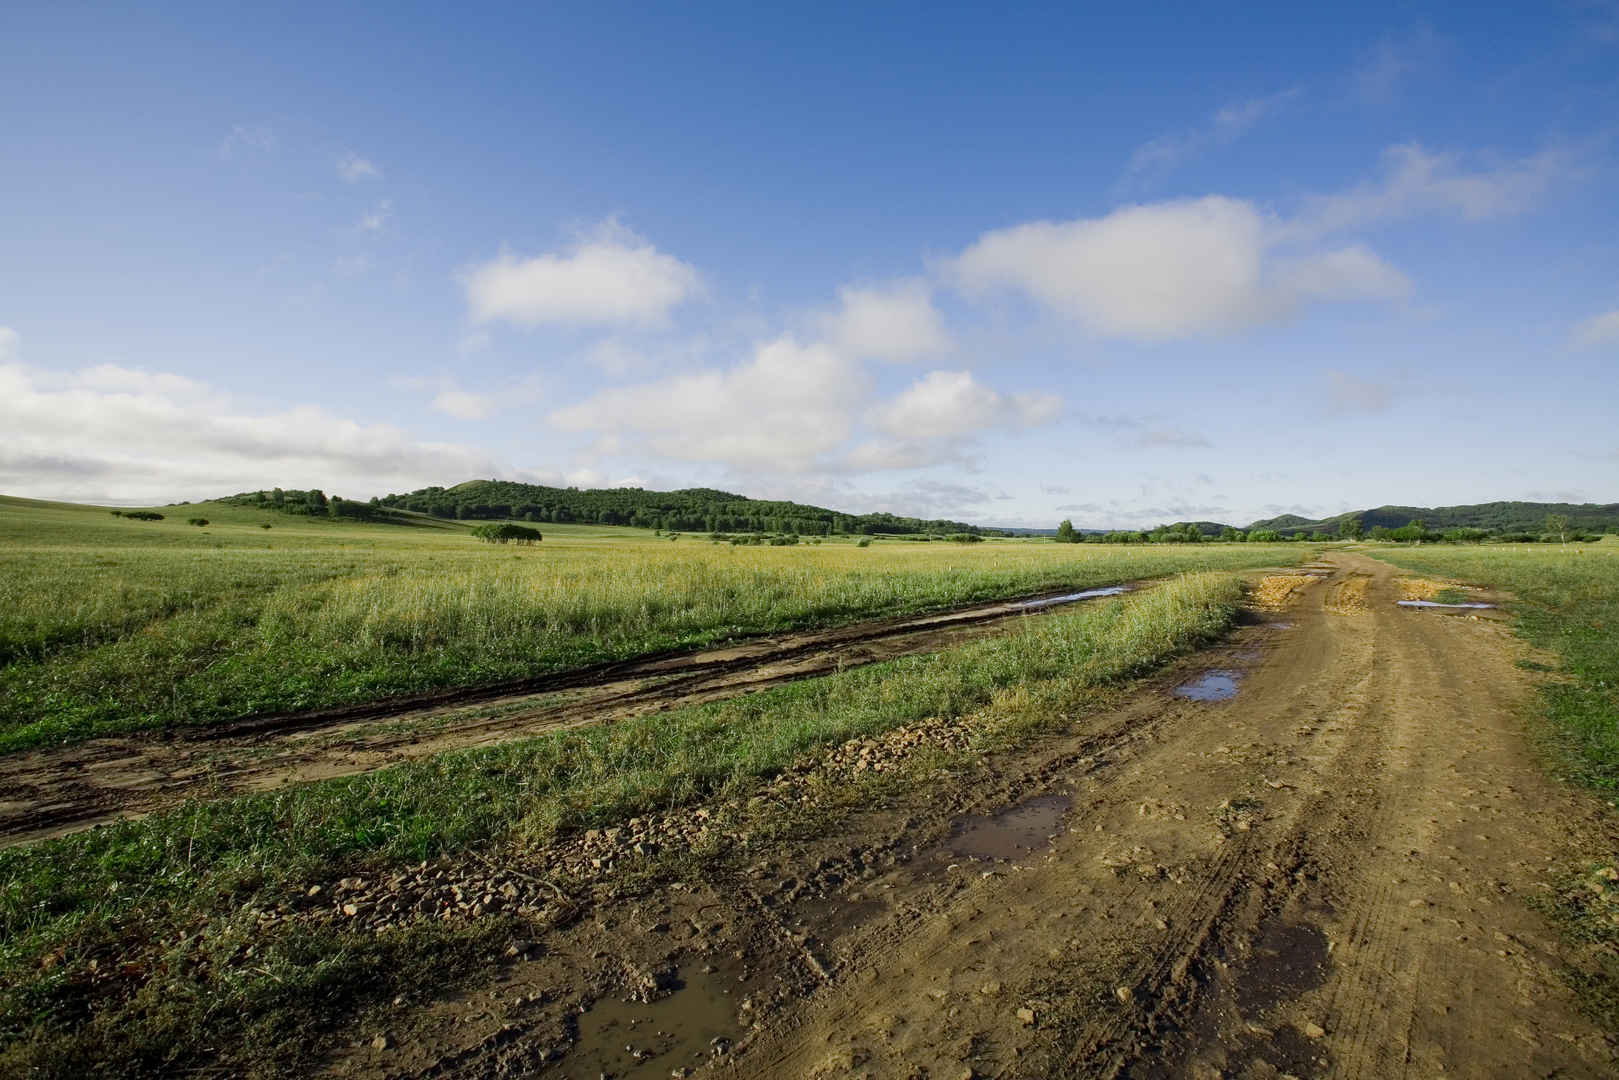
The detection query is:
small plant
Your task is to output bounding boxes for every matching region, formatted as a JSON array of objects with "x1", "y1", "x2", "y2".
[
  {"x1": 260, "y1": 524, "x2": 272, "y2": 530},
  {"x1": 187, "y1": 517, "x2": 210, "y2": 527},
  {"x1": 857, "y1": 537, "x2": 871, "y2": 548}
]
